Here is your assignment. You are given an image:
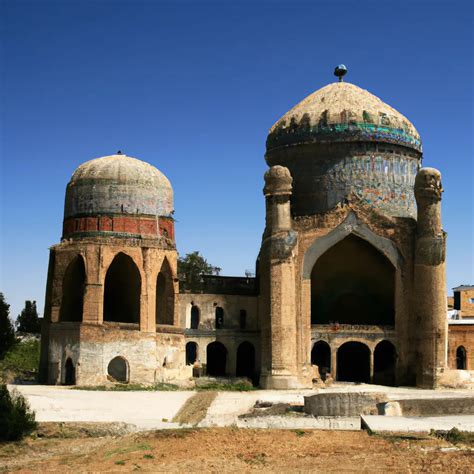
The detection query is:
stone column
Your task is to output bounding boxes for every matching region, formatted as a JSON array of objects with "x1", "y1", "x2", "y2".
[
  {"x1": 330, "y1": 346, "x2": 337, "y2": 380},
  {"x1": 259, "y1": 166, "x2": 305, "y2": 389},
  {"x1": 414, "y1": 167, "x2": 447, "y2": 388},
  {"x1": 83, "y1": 246, "x2": 102, "y2": 324},
  {"x1": 369, "y1": 348, "x2": 375, "y2": 383}
]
